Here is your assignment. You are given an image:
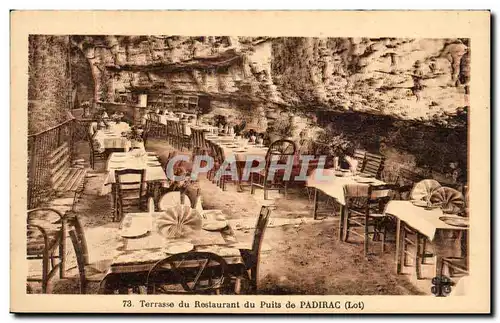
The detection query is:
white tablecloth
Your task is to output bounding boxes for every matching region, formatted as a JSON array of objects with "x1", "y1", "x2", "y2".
[
  {"x1": 94, "y1": 124, "x2": 132, "y2": 151},
  {"x1": 159, "y1": 115, "x2": 180, "y2": 125},
  {"x1": 384, "y1": 200, "x2": 467, "y2": 240},
  {"x1": 101, "y1": 152, "x2": 168, "y2": 195},
  {"x1": 205, "y1": 136, "x2": 269, "y2": 162},
  {"x1": 191, "y1": 125, "x2": 218, "y2": 134},
  {"x1": 306, "y1": 169, "x2": 386, "y2": 205}
]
